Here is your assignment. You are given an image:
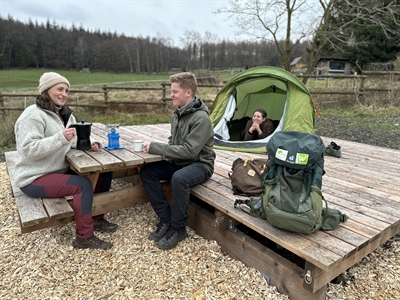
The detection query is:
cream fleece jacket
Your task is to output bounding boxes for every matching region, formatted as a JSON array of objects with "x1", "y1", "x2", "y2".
[{"x1": 14, "y1": 104, "x2": 77, "y2": 188}]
